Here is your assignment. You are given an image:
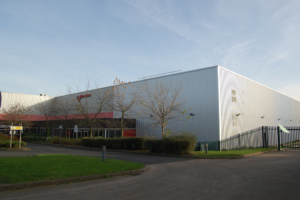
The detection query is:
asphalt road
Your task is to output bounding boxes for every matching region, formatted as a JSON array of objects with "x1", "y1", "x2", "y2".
[{"x1": 1, "y1": 143, "x2": 300, "y2": 200}]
